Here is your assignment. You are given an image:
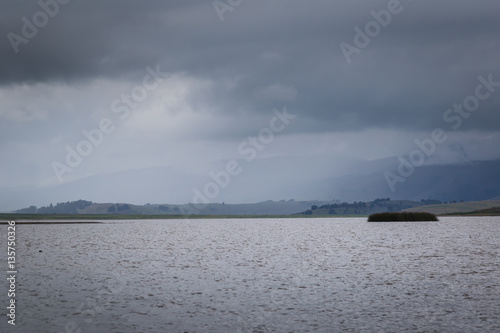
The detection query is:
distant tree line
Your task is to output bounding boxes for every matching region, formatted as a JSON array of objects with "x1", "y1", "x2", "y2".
[
  {"x1": 302, "y1": 198, "x2": 427, "y2": 215},
  {"x1": 420, "y1": 199, "x2": 442, "y2": 205},
  {"x1": 16, "y1": 200, "x2": 93, "y2": 214},
  {"x1": 301, "y1": 197, "x2": 467, "y2": 216},
  {"x1": 107, "y1": 204, "x2": 132, "y2": 213},
  {"x1": 421, "y1": 199, "x2": 464, "y2": 205}
]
